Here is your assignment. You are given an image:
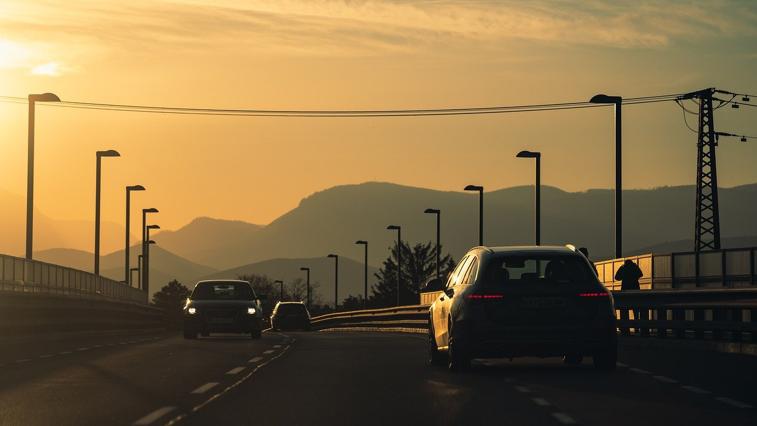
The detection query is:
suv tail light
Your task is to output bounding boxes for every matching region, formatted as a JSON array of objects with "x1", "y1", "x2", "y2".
[
  {"x1": 465, "y1": 294, "x2": 505, "y2": 300},
  {"x1": 578, "y1": 292, "x2": 609, "y2": 297}
]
